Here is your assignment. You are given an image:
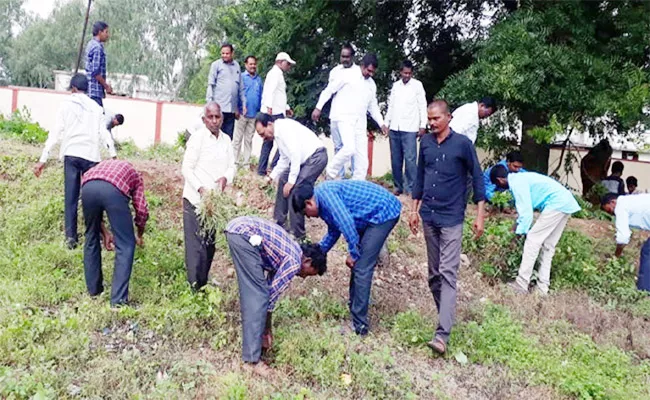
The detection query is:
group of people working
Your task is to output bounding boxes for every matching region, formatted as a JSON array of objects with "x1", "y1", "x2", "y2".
[{"x1": 30, "y1": 36, "x2": 650, "y2": 374}]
